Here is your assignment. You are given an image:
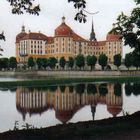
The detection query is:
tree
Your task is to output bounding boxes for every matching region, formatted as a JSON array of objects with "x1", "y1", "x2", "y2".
[
  {"x1": 48, "y1": 57, "x2": 57, "y2": 69},
  {"x1": 0, "y1": 32, "x2": 5, "y2": 56},
  {"x1": 99, "y1": 83, "x2": 108, "y2": 96},
  {"x1": 124, "y1": 53, "x2": 132, "y2": 70},
  {"x1": 113, "y1": 1, "x2": 140, "y2": 59},
  {"x1": 87, "y1": 55, "x2": 97, "y2": 70},
  {"x1": 87, "y1": 84, "x2": 97, "y2": 94},
  {"x1": 113, "y1": 54, "x2": 122, "y2": 70},
  {"x1": 114, "y1": 83, "x2": 122, "y2": 96},
  {"x1": 59, "y1": 85, "x2": 66, "y2": 93},
  {"x1": 133, "y1": 83, "x2": 140, "y2": 96},
  {"x1": 131, "y1": 53, "x2": 140, "y2": 70},
  {"x1": 125, "y1": 83, "x2": 132, "y2": 96},
  {"x1": 59, "y1": 57, "x2": 66, "y2": 69},
  {"x1": 9, "y1": 57, "x2": 17, "y2": 69},
  {"x1": 75, "y1": 54, "x2": 85, "y2": 70},
  {"x1": 68, "y1": 57, "x2": 74, "y2": 69},
  {"x1": 7, "y1": 0, "x2": 40, "y2": 15},
  {"x1": 41, "y1": 58, "x2": 48, "y2": 69},
  {"x1": 36, "y1": 58, "x2": 42, "y2": 70},
  {"x1": 28, "y1": 57, "x2": 35, "y2": 69},
  {"x1": 98, "y1": 54, "x2": 108, "y2": 70},
  {"x1": 2, "y1": 58, "x2": 9, "y2": 70},
  {"x1": 75, "y1": 84, "x2": 85, "y2": 94}
]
